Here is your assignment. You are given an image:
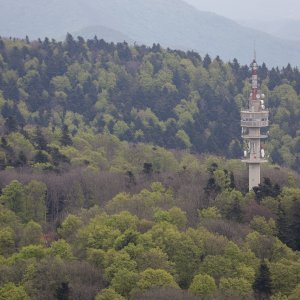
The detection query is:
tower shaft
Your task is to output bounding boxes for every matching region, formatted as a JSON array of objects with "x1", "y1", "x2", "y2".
[{"x1": 241, "y1": 60, "x2": 269, "y2": 191}]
